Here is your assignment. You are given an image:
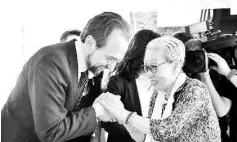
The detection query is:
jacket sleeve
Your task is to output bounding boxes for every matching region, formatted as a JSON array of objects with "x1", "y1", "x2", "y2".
[
  {"x1": 28, "y1": 54, "x2": 97, "y2": 142},
  {"x1": 149, "y1": 83, "x2": 210, "y2": 141},
  {"x1": 102, "y1": 76, "x2": 134, "y2": 142}
]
